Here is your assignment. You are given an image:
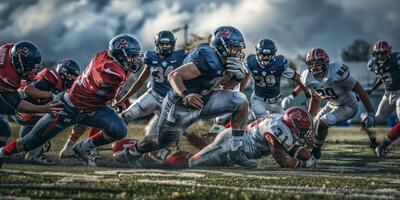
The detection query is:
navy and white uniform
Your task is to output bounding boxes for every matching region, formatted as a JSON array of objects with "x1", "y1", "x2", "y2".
[
  {"x1": 367, "y1": 52, "x2": 400, "y2": 123},
  {"x1": 301, "y1": 62, "x2": 358, "y2": 126},
  {"x1": 157, "y1": 43, "x2": 248, "y2": 148},
  {"x1": 122, "y1": 49, "x2": 187, "y2": 135},
  {"x1": 189, "y1": 114, "x2": 295, "y2": 167},
  {"x1": 246, "y1": 54, "x2": 294, "y2": 117}
]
